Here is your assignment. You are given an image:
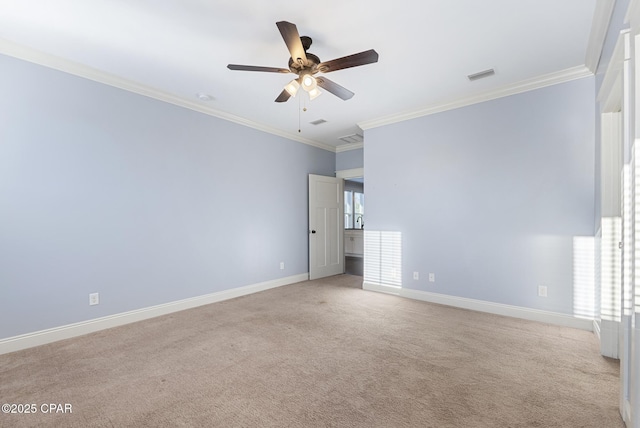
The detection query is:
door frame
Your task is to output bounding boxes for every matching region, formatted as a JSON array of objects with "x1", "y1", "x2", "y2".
[
  {"x1": 598, "y1": 26, "x2": 633, "y2": 425},
  {"x1": 336, "y1": 168, "x2": 364, "y2": 275},
  {"x1": 336, "y1": 168, "x2": 364, "y2": 181}
]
